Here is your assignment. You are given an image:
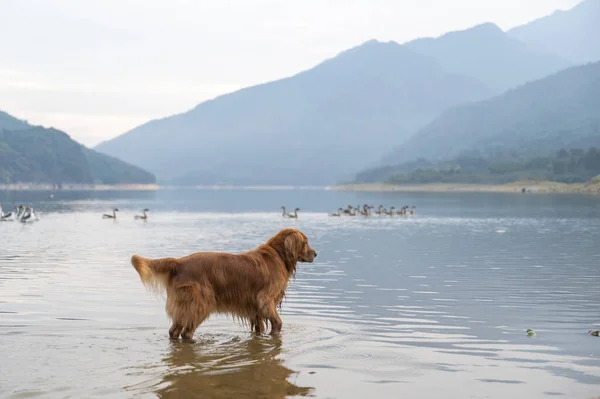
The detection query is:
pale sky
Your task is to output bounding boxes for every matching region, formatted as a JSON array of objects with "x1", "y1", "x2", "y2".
[{"x1": 0, "y1": 0, "x2": 580, "y2": 147}]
